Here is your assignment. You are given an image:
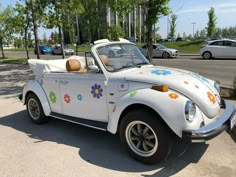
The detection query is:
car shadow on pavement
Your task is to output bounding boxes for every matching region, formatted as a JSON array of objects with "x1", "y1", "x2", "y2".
[{"x1": 0, "y1": 110, "x2": 209, "y2": 175}]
